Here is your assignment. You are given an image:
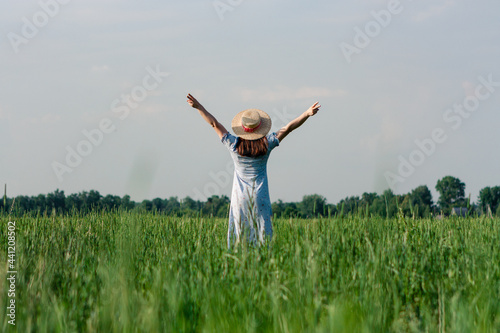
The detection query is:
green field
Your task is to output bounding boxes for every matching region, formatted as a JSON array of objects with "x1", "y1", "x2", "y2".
[{"x1": 1, "y1": 212, "x2": 500, "y2": 332}]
